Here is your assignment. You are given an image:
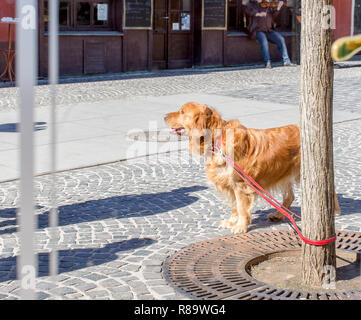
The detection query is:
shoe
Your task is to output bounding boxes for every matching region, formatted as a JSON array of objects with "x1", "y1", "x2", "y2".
[
  {"x1": 266, "y1": 61, "x2": 272, "y2": 69},
  {"x1": 284, "y1": 61, "x2": 296, "y2": 67}
]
